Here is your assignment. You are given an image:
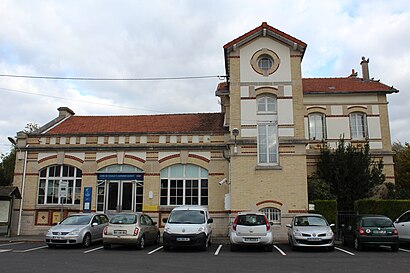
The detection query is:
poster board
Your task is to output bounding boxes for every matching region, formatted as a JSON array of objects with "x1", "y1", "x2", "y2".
[{"x1": 0, "y1": 200, "x2": 10, "y2": 223}]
